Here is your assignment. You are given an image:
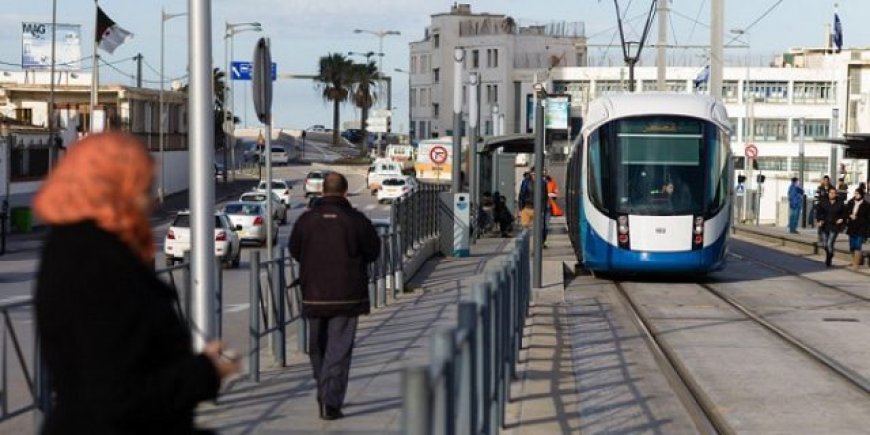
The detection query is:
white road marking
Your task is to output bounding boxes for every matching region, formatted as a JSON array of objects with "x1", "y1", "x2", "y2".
[{"x1": 364, "y1": 204, "x2": 377, "y2": 211}]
